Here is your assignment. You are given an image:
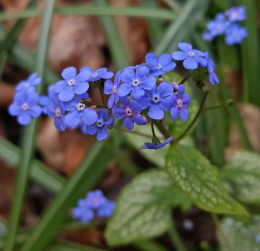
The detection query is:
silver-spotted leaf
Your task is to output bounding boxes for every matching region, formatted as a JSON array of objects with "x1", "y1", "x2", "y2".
[
  {"x1": 221, "y1": 150, "x2": 260, "y2": 205},
  {"x1": 165, "y1": 145, "x2": 248, "y2": 216},
  {"x1": 105, "y1": 169, "x2": 191, "y2": 246},
  {"x1": 218, "y1": 217, "x2": 260, "y2": 251}
]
